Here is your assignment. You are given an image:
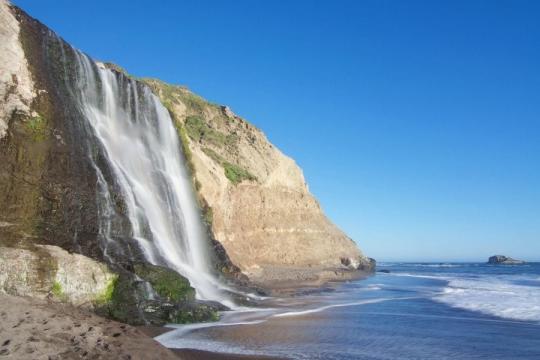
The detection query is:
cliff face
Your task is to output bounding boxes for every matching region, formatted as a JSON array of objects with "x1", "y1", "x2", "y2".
[
  {"x1": 0, "y1": 2, "x2": 220, "y2": 325},
  {"x1": 1, "y1": 0, "x2": 372, "y2": 299},
  {"x1": 143, "y1": 79, "x2": 373, "y2": 285}
]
